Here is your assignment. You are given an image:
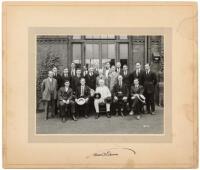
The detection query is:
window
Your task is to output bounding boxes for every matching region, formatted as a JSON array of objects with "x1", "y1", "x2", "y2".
[
  {"x1": 102, "y1": 44, "x2": 116, "y2": 67},
  {"x1": 85, "y1": 44, "x2": 100, "y2": 69},
  {"x1": 119, "y1": 36, "x2": 128, "y2": 39},
  {"x1": 72, "y1": 44, "x2": 81, "y2": 65},
  {"x1": 72, "y1": 36, "x2": 81, "y2": 39}
]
